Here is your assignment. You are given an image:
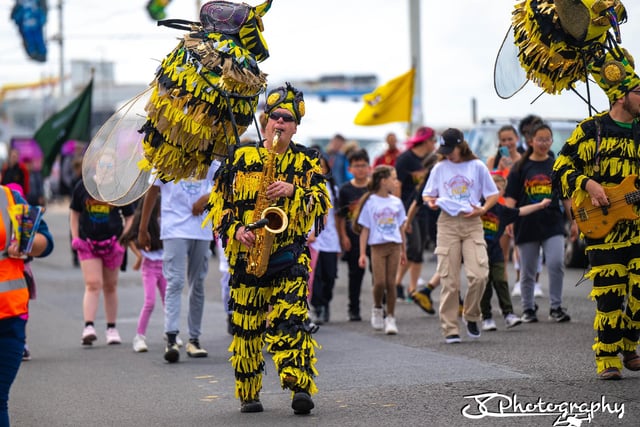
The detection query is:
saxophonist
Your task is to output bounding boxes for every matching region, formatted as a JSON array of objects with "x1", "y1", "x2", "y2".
[{"x1": 207, "y1": 83, "x2": 330, "y2": 414}]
